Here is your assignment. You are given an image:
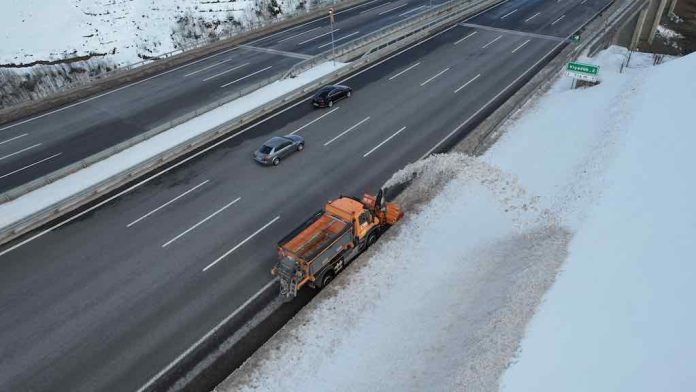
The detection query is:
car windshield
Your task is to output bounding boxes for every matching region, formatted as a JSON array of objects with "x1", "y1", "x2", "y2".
[{"x1": 259, "y1": 145, "x2": 272, "y2": 154}]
